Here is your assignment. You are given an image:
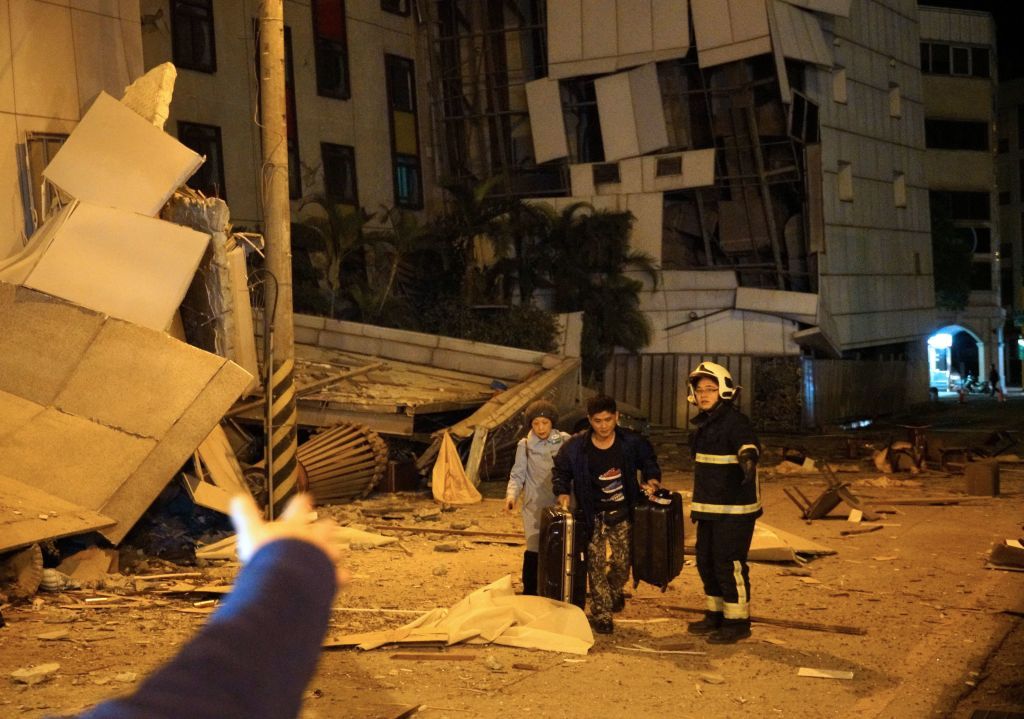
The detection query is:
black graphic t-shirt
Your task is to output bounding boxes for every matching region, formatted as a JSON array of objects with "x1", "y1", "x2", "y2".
[{"x1": 585, "y1": 439, "x2": 629, "y2": 524}]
